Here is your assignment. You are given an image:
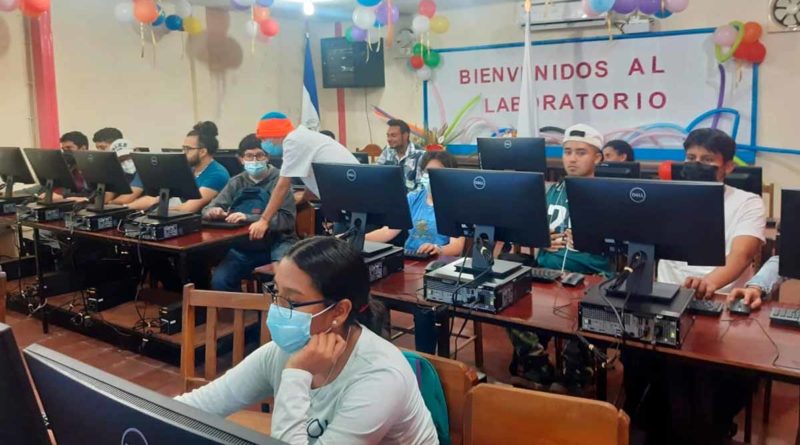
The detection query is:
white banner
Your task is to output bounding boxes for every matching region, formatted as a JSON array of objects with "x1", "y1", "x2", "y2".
[{"x1": 426, "y1": 30, "x2": 756, "y2": 150}]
